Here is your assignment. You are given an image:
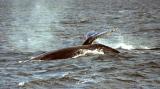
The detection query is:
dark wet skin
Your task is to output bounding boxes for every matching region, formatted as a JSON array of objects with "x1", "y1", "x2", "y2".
[{"x1": 32, "y1": 31, "x2": 119, "y2": 60}]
